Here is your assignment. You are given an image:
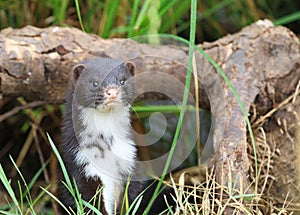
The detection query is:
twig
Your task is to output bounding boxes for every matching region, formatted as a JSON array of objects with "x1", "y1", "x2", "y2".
[
  {"x1": 252, "y1": 81, "x2": 300, "y2": 129},
  {"x1": 0, "y1": 100, "x2": 46, "y2": 122}
]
